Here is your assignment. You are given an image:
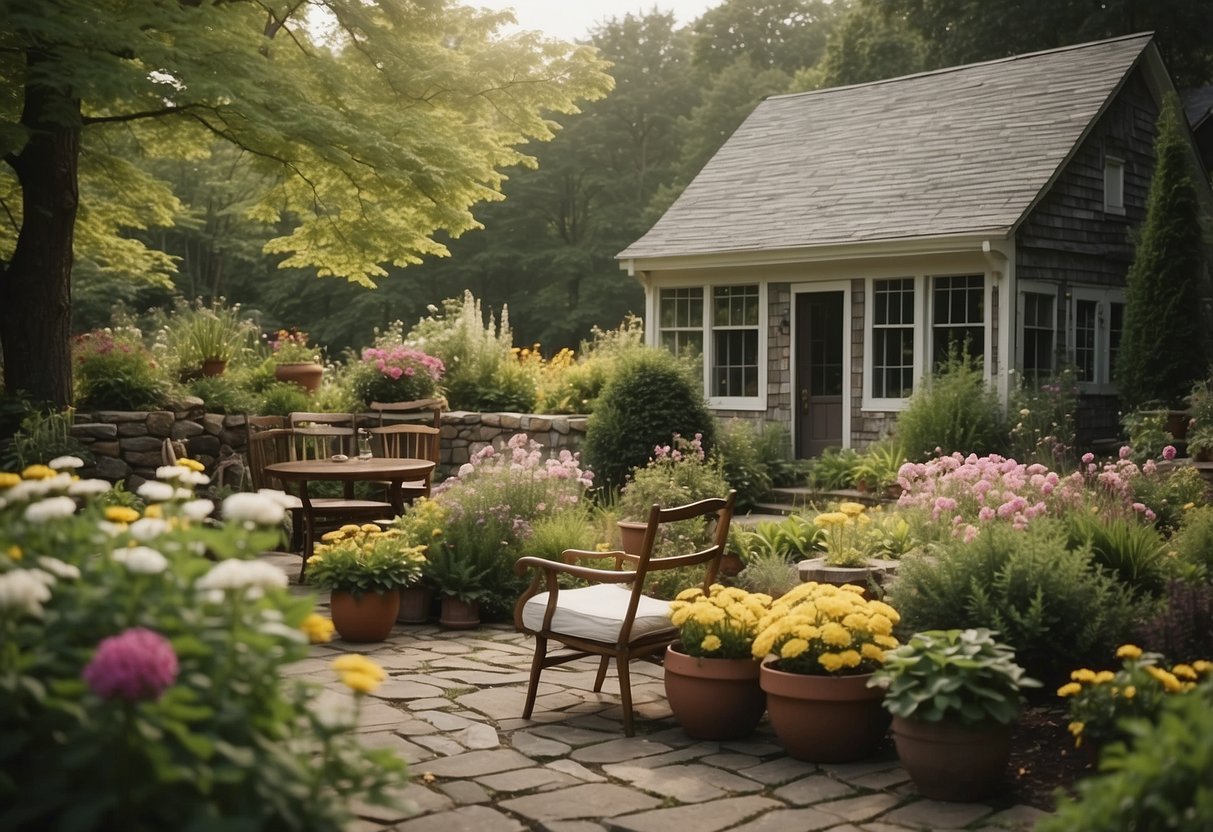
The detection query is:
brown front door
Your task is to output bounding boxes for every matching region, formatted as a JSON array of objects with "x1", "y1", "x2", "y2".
[{"x1": 795, "y1": 291, "x2": 844, "y2": 458}]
